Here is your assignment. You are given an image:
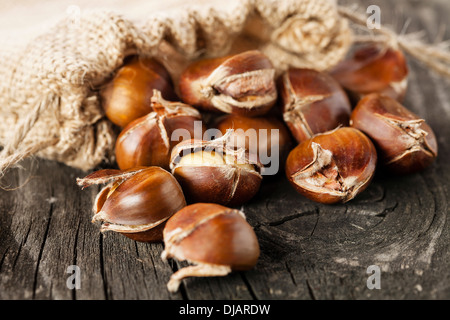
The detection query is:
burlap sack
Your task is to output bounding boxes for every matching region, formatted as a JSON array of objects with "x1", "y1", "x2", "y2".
[{"x1": 5, "y1": 0, "x2": 440, "y2": 175}]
